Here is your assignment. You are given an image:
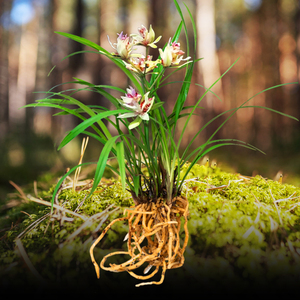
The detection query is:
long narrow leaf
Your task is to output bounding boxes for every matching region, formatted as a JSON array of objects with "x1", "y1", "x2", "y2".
[
  {"x1": 116, "y1": 141, "x2": 126, "y2": 192},
  {"x1": 178, "y1": 141, "x2": 262, "y2": 191},
  {"x1": 89, "y1": 135, "x2": 120, "y2": 196},
  {"x1": 58, "y1": 109, "x2": 127, "y2": 150},
  {"x1": 51, "y1": 162, "x2": 95, "y2": 213},
  {"x1": 173, "y1": 0, "x2": 189, "y2": 57},
  {"x1": 55, "y1": 31, "x2": 109, "y2": 53},
  {"x1": 46, "y1": 92, "x2": 112, "y2": 141},
  {"x1": 177, "y1": 57, "x2": 240, "y2": 151},
  {"x1": 171, "y1": 0, "x2": 197, "y2": 135}
]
